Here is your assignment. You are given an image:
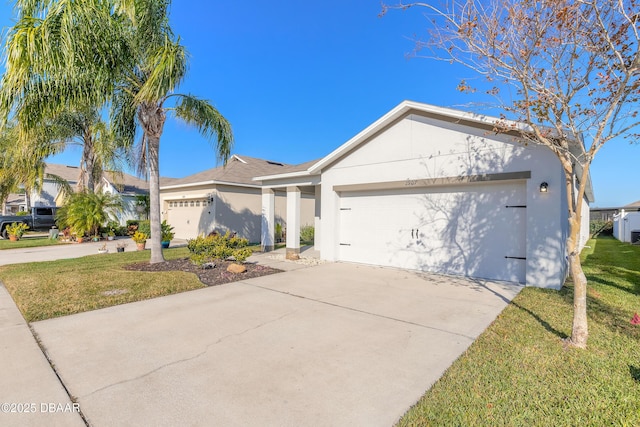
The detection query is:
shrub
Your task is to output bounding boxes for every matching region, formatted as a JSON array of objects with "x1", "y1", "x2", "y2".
[
  {"x1": 7, "y1": 222, "x2": 29, "y2": 238},
  {"x1": 137, "y1": 220, "x2": 151, "y2": 238},
  {"x1": 590, "y1": 220, "x2": 613, "y2": 237},
  {"x1": 16, "y1": 211, "x2": 28, "y2": 216},
  {"x1": 187, "y1": 232, "x2": 251, "y2": 264},
  {"x1": 300, "y1": 225, "x2": 314, "y2": 243}
]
